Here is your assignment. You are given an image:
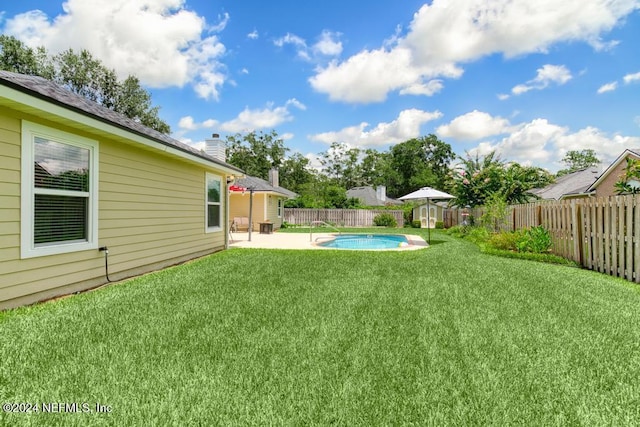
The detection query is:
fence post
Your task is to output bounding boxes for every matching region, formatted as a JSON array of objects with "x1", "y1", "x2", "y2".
[{"x1": 572, "y1": 200, "x2": 584, "y2": 265}]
